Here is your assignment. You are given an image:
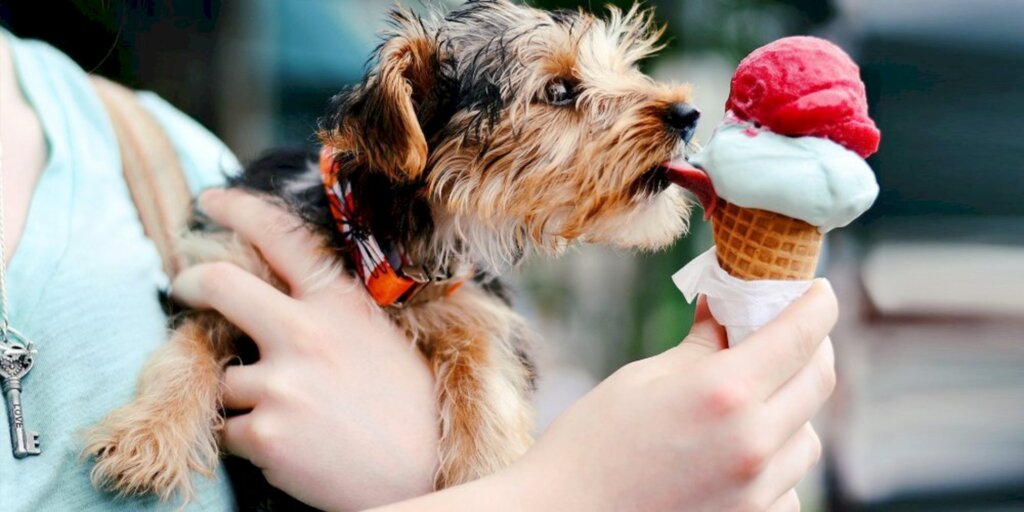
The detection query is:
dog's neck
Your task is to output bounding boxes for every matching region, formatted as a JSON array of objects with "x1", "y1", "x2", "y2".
[{"x1": 427, "y1": 209, "x2": 528, "y2": 274}]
